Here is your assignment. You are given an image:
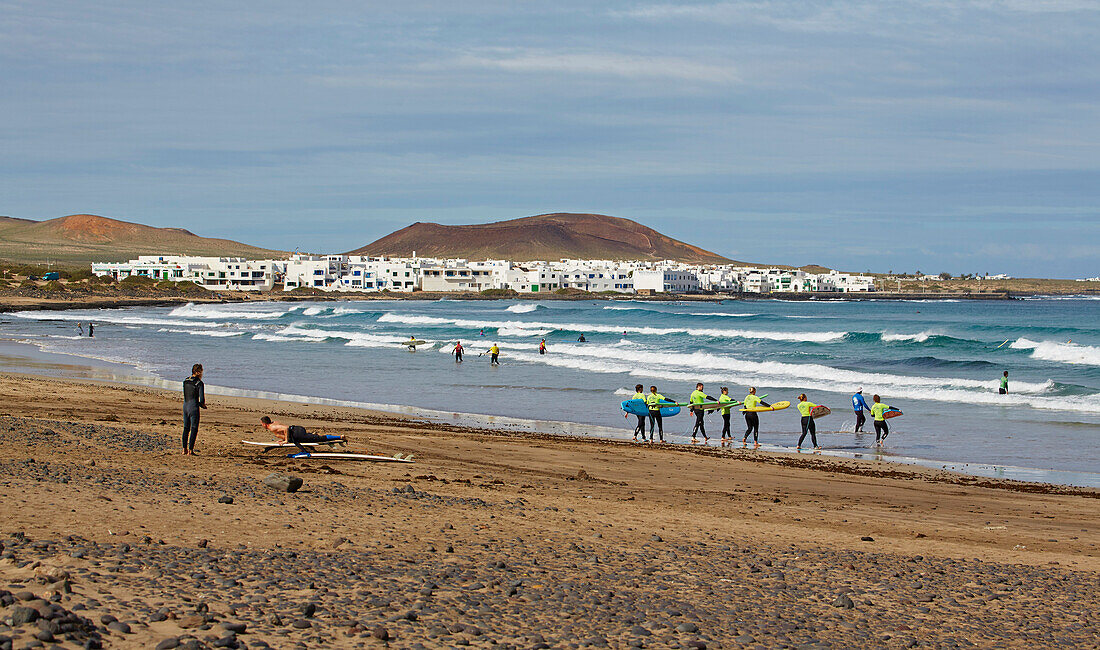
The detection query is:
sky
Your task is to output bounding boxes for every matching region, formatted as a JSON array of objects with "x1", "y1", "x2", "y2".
[{"x1": 2, "y1": 1, "x2": 1099, "y2": 278}]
